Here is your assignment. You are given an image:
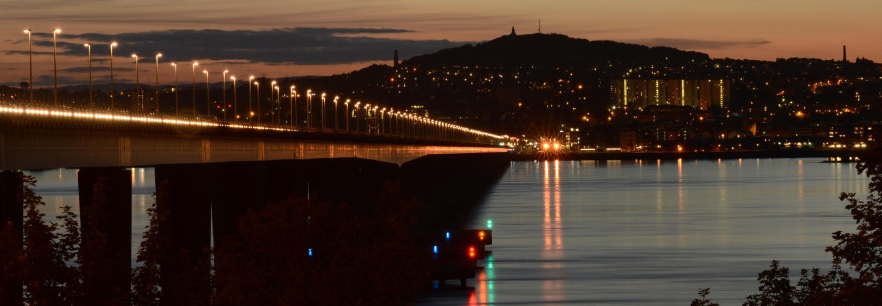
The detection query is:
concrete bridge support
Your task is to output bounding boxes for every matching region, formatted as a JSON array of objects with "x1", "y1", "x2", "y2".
[
  {"x1": 77, "y1": 167, "x2": 132, "y2": 300},
  {"x1": 402, "y1": 152, "x2": 510, "y2": 230},
  {"x1": 0, "y1": 170, "x2": 24, "y2": 305}
]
